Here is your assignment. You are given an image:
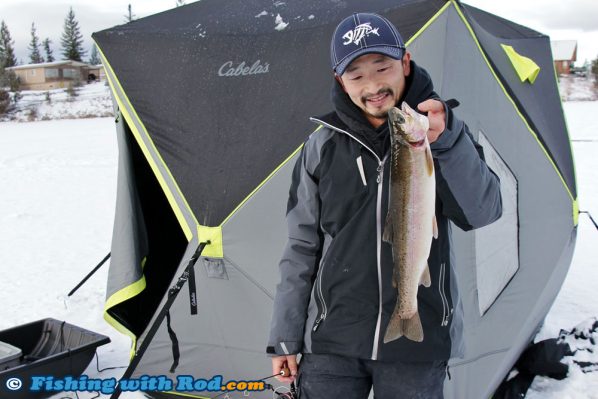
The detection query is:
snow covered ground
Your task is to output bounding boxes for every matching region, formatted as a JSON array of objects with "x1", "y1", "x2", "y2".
[
  {"x1": 0, "y1": 81, "x2": 114, "y2": 122},
  {"x1": 0, "y1": 94, "x2": 597, "y2": 398},
  {"x1": 559, "y1": 75, "x2": 598, "y2": 102}
]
